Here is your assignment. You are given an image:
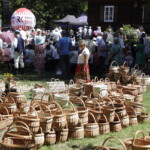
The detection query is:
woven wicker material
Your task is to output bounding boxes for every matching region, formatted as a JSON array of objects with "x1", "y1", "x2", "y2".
[
  {"x1": 70, "y1": 97, "x2": 88, "y2": 125},
  {"x1": 44, "y1": 129, "x2": 56, "y2": 145},
  {"x1": 51, "y1": 101, "x2": 67, "y2": 129},
  {"x1": 84, "y1": 112, "x2": 99, "y2": 137},
  {"x1": 98, "y1": 114, "x2": 110, "y2": 134},
  {"x1": 110, "y1": 113, "x2": 122, "y2": 132},
  {"x1": 109, "y1": 61, "x2": 120, "y2": 74},
  {"x1": 17, "y1": 106, "x2": 40, "y2": 133}
]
